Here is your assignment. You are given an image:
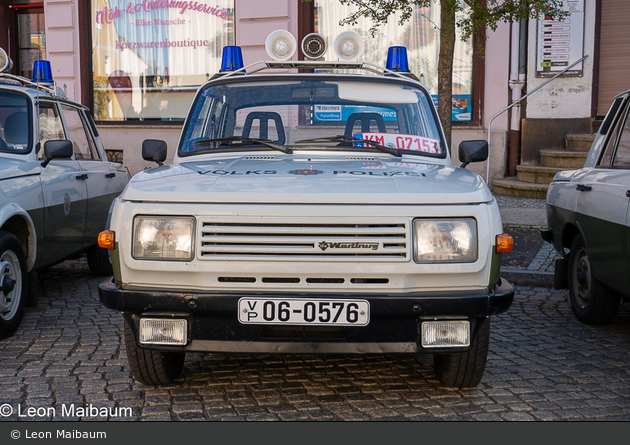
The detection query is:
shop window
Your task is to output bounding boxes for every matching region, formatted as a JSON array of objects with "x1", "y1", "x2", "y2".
[
  {"x1": 14, "y1": 2, "x2": 46, "y2": 80},
  {"x1": 90, "y1": 0, "x2": 234, "y2": 122},
  {"x1": 313, "y1": 1, "x2": 474, "y2": 123}
]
